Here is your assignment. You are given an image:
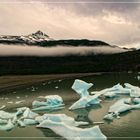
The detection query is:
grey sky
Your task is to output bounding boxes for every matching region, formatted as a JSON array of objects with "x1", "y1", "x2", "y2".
[{"x1": 0, "y1": 0, "x2": 140, "y2": 47}]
